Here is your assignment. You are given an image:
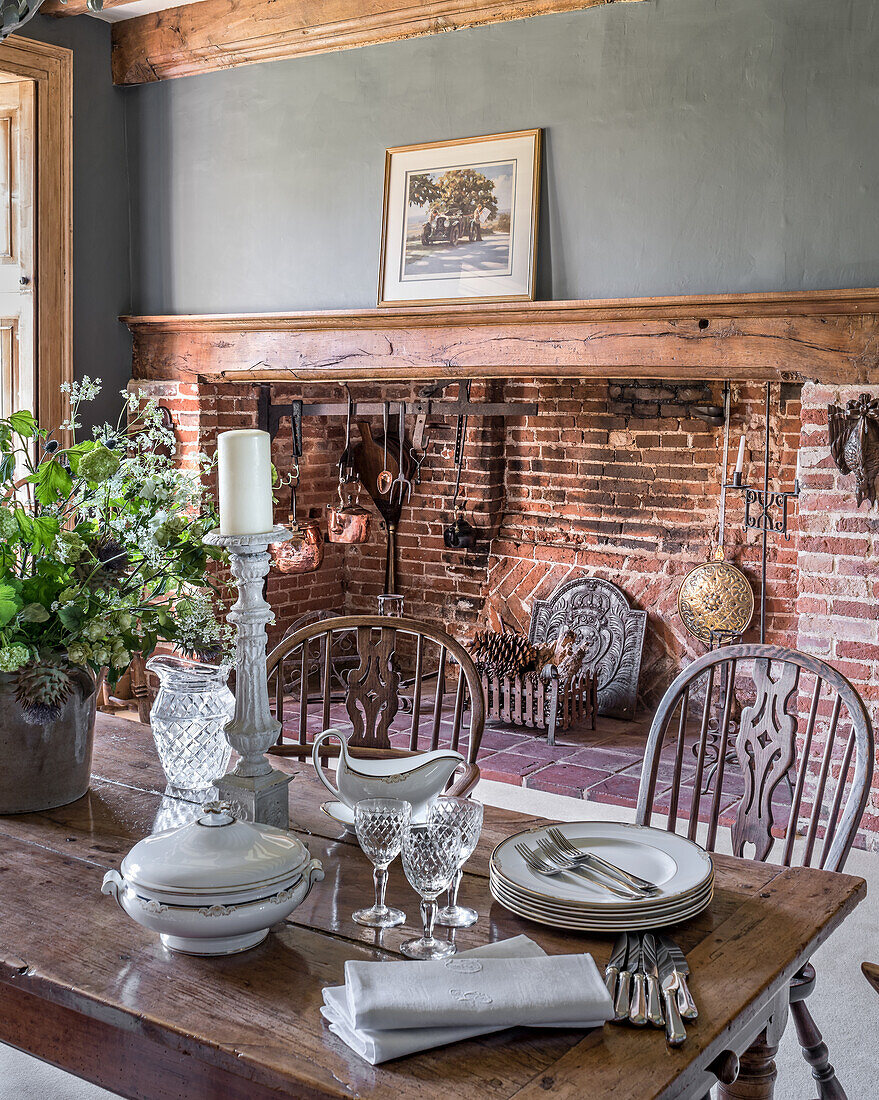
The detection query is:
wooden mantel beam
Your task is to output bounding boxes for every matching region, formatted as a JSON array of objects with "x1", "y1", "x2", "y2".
[
  {"x1": 123, "y1": 288, "x2": 879, "y2": 386},
  {"x1": 110, "y1": 0, "x2": 642, "y2": 86}
]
